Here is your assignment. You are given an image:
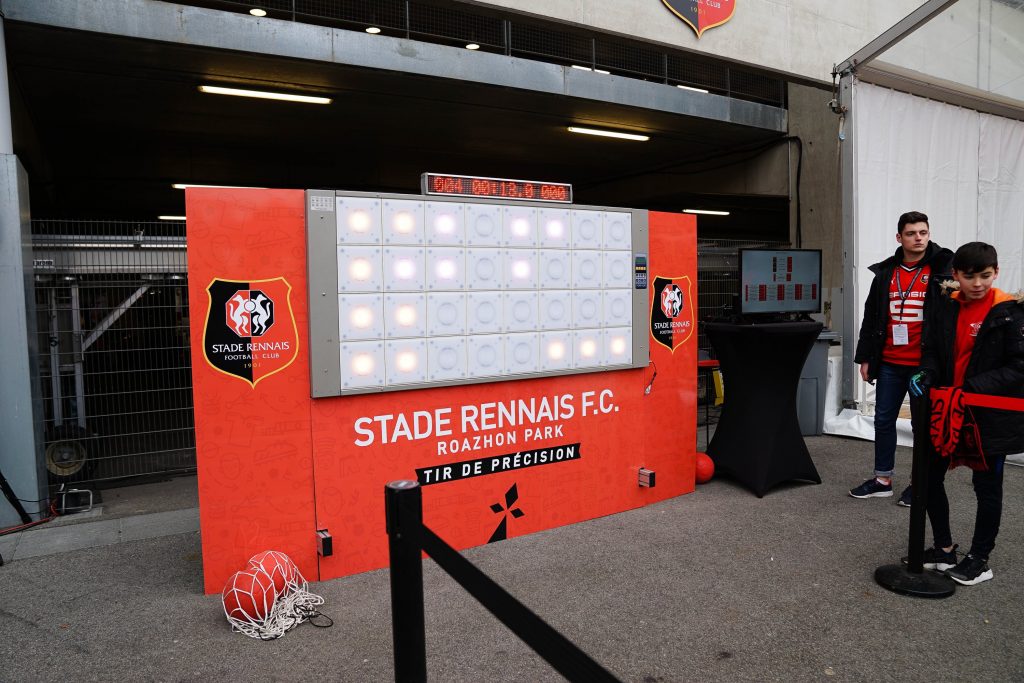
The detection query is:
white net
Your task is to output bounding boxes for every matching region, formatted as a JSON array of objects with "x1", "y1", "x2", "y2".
[{"x1": 222, "y1": 550, "x2": 330, "y2": 640}]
